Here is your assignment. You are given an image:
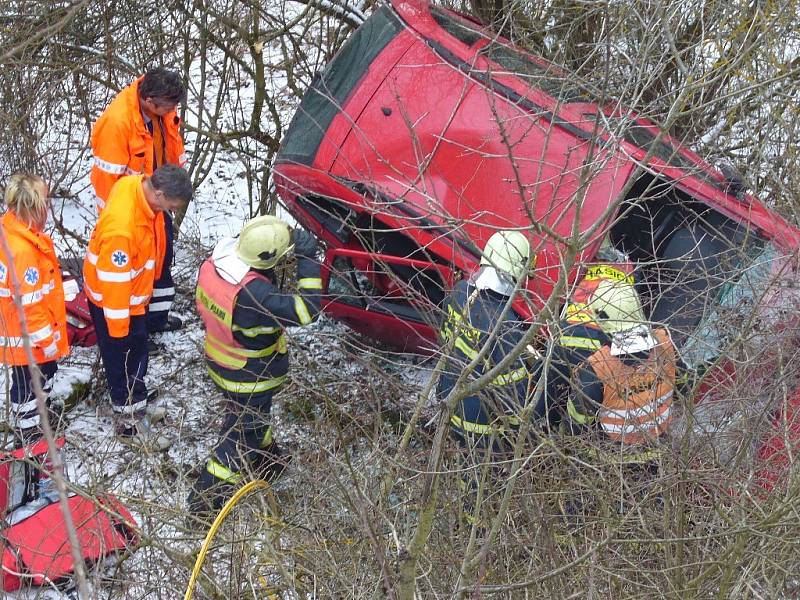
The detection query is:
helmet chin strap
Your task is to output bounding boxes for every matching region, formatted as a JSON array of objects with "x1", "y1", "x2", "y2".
[{"x1": 472, "y1": 266, "x2": 517, "y2": 296}]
